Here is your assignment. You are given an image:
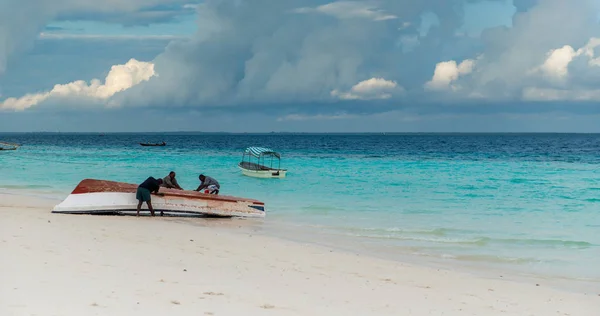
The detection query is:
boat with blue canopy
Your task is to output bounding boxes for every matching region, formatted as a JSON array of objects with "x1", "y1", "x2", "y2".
[{"x1": 238, "y1": 146, "x2": 287, "y2": 178}]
